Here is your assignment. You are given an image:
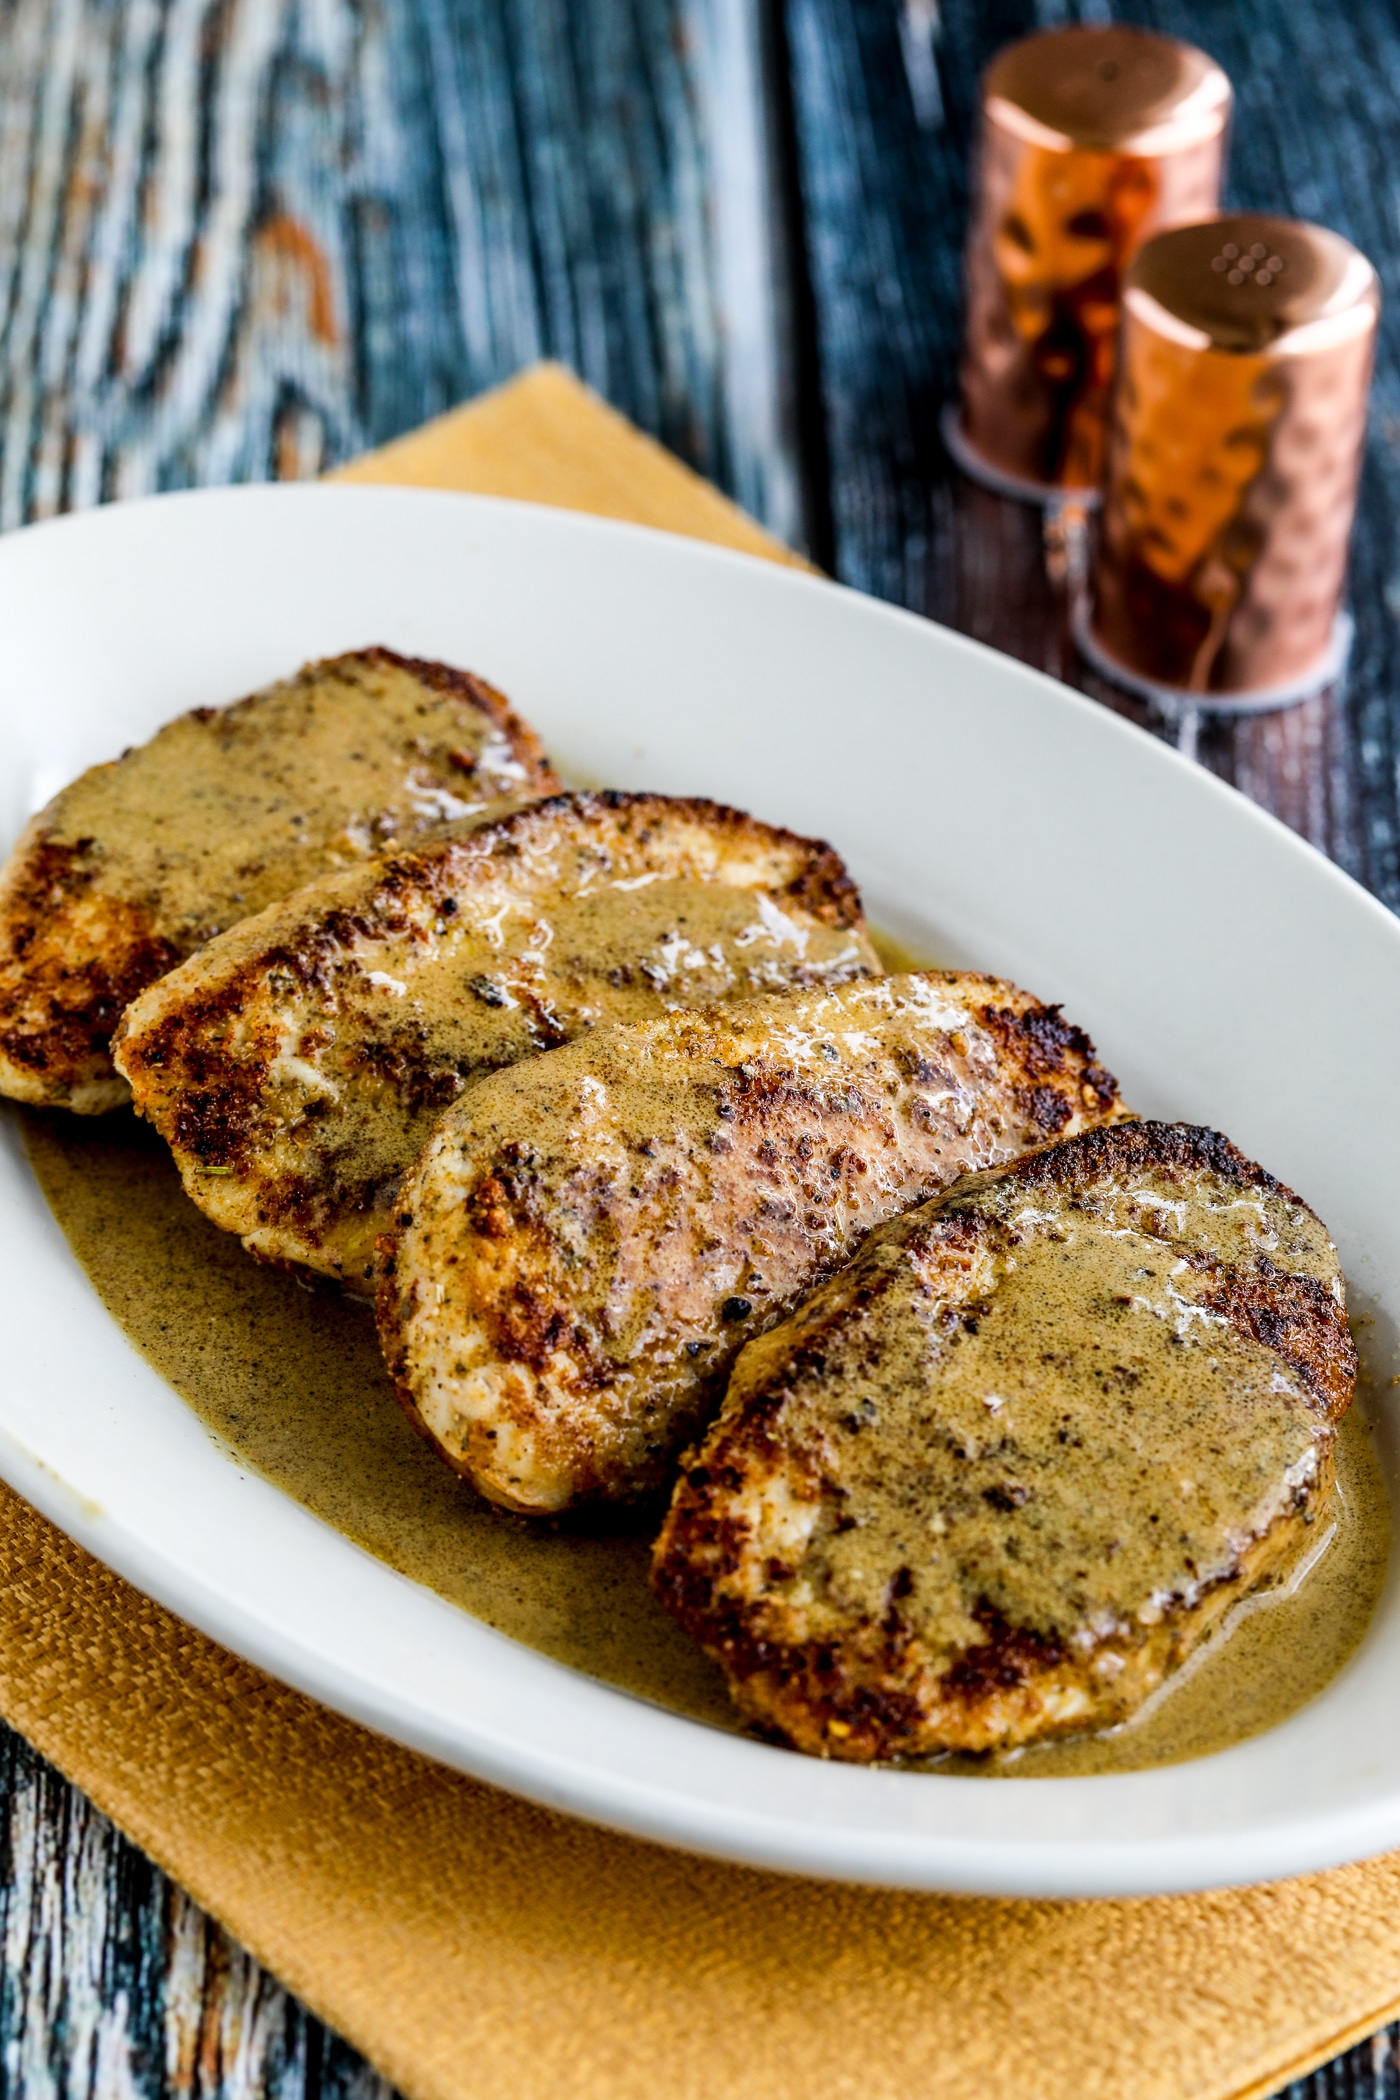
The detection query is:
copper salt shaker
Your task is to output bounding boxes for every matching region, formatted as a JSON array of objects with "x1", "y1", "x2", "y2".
[
  {"x1": 1081, "y1": 215, "x2": 1379, "y2": 708},
  {"x1": 948, "y1": 25, "x2": 1232, "y2": 500}
]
